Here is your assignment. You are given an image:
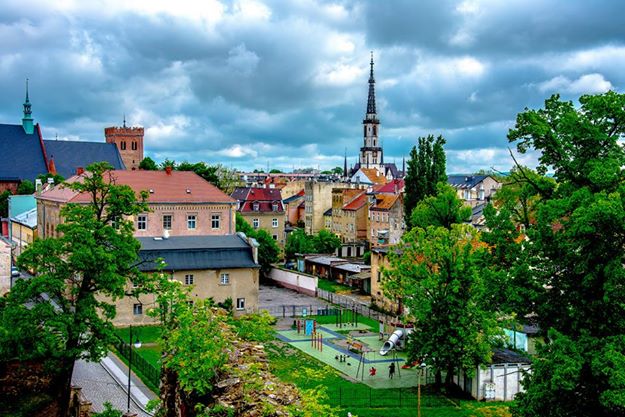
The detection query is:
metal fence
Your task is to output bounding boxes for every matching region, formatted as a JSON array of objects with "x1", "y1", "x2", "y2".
[
  {"x1": 114, "y1": 335, "x2": 160, "y2": 389},
  {"x1": 326, "y1": 384, "x2": 451, "y2": 409},
  {"x1": 316, "y1": 288, "x2": 395, "y2": 323}
]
